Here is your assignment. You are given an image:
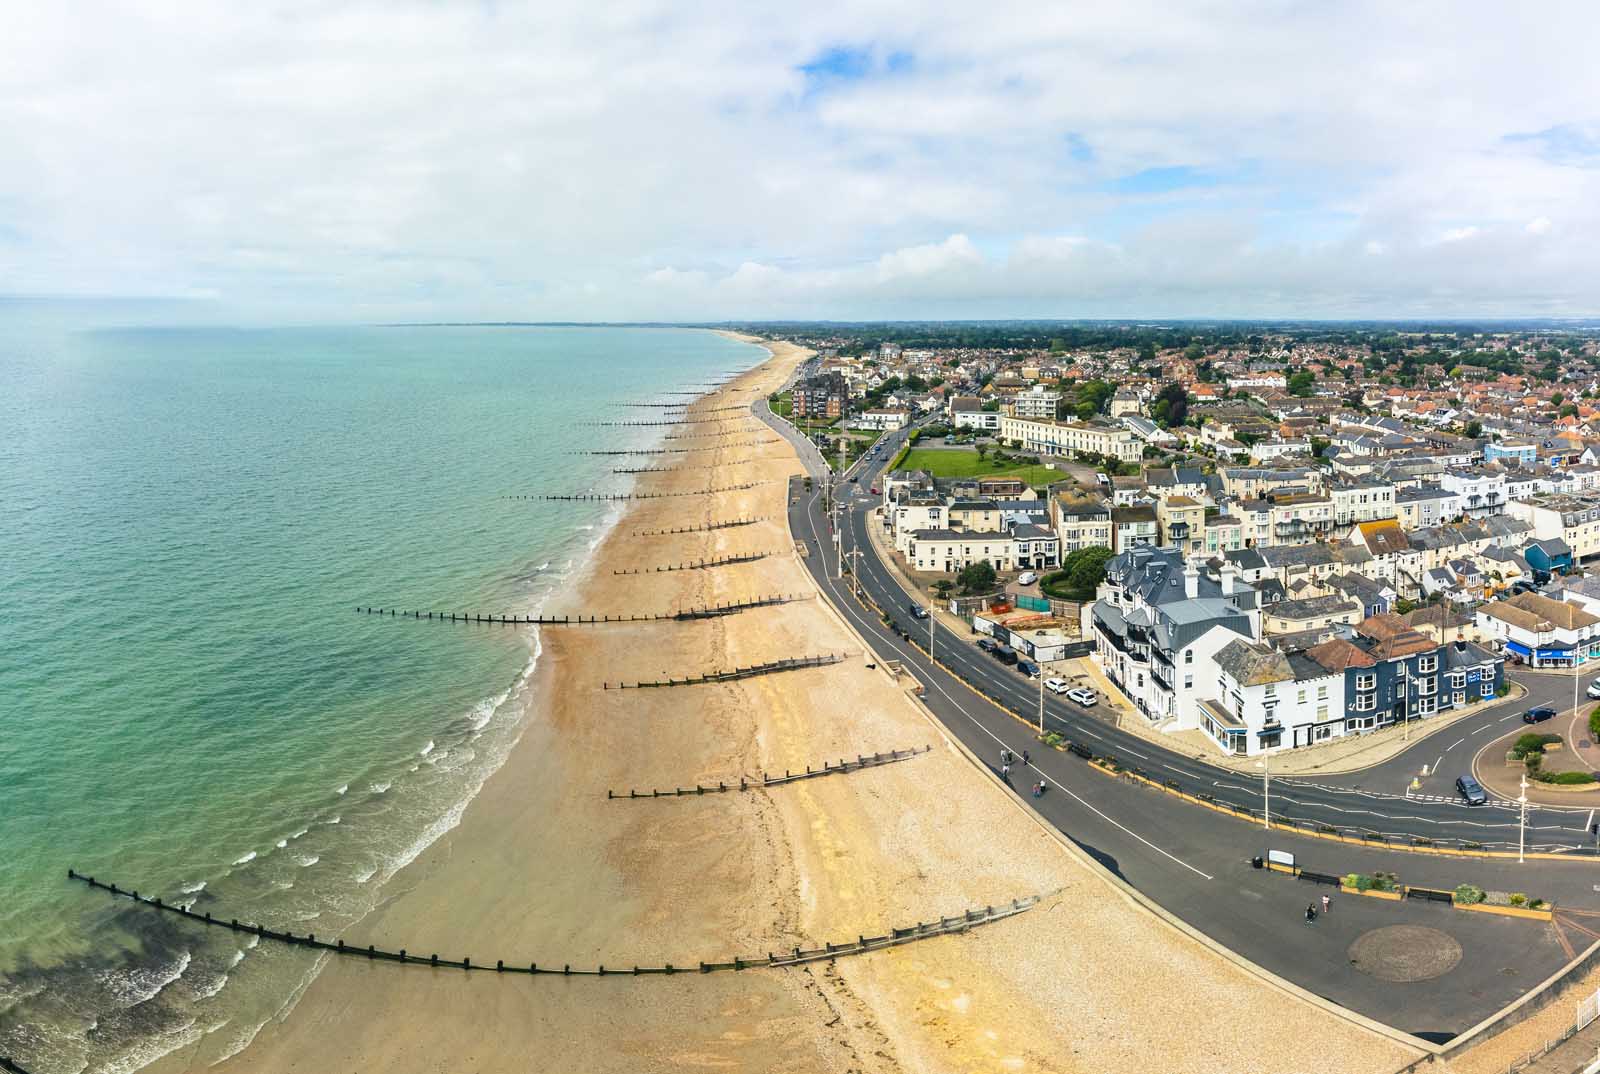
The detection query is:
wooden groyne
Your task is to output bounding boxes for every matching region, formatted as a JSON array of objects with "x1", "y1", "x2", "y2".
[
  {"x1": 662, "y1": 431, "x2": 771, "y2": 441},
  {"x1": 582, "y1": 418, "x2": 744, "y2": 427},
  {"x1": 633, "y1": 518, "x2": 765, "y2": 536},
  {"x1": 612, "y1": 460, "x2": 751, "y2": 473},
  {"x1": 603, "y1": 653, "x2": 844, "y2": 689},
  {"x1": 505, "y1": 482, "x2": 771, "y2": 502},
  {"x1": 617, "y1": 403, "x2": 746, "y2": 411},
  {"x1": 612, "y1": 552, "x2": 771, "y2": 574},
  {"x1": 355, "y1": 595, "x2": 807, "y2": 626},
  {"x1": 608, "y1": 746, "x2": 931, "y2": 799},
  {"x1": 66, "y1": 870, "x2": 1036, "y2": 978},
  {"x1": 576, "y1": 441, "x2": 771, "y2": 456}
]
